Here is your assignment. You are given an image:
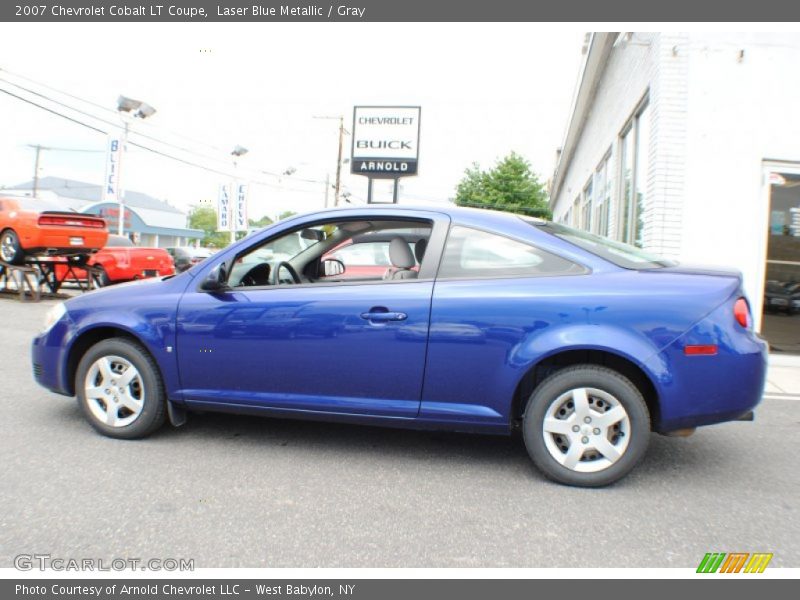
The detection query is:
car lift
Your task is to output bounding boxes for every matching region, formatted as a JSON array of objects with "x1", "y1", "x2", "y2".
[{"x1": 0, "y1": 257, "x2": 104, "y2": 302}]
